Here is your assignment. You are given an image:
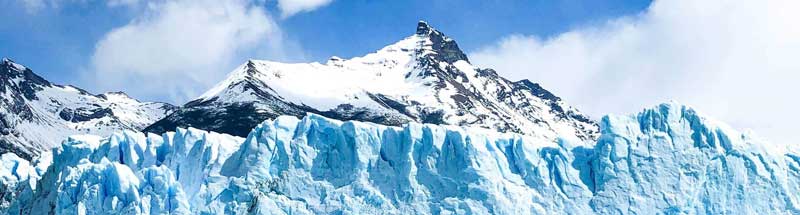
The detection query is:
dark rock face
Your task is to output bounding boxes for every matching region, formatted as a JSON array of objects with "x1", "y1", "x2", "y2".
[
  {"x1": 1, "y1": 60, "x2": 41, "y2": 121},
  {"x1": 1, "y1": 62, "x2": 50, "y2": 100},
  {"x1": 416, "y1": 21, "x2": 470, "y2": 64},
  {"x1": 0, "y1": 59, "x2": 50, "y2": 159},
  {"x1": 145, "y1": 85, "x2": 412, "y2": 137},
  {"x1": 514, "y1": 79, "x2": 560, "y2": 102},
  {"x1": 0, "y1": 139, "x2": 33, "y2": 161},
  {"x1": 58, "y1": 107, "x2": 115, "y2": 123},
  {"x1": 146, "y1": 102, "x2": 275, "y2": 137},
  {"x1": 145, "y1": 101, "x2": 414, "y2": 138}
]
